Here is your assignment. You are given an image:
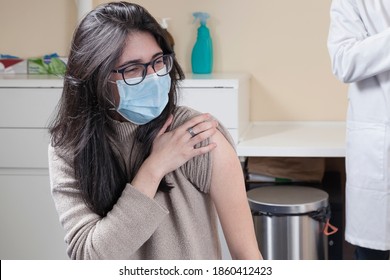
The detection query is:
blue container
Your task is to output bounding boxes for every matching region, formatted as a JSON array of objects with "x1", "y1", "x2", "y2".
[{"x1": 191, "y1": 12, "x2": 213, "y2": 74}]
